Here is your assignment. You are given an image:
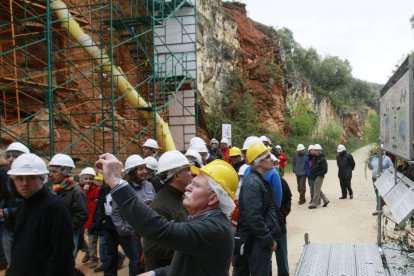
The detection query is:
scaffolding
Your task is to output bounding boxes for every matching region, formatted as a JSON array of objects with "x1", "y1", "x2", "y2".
[{"x1": 0, "y1": 0, "x2": 197, "y2": 163}]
